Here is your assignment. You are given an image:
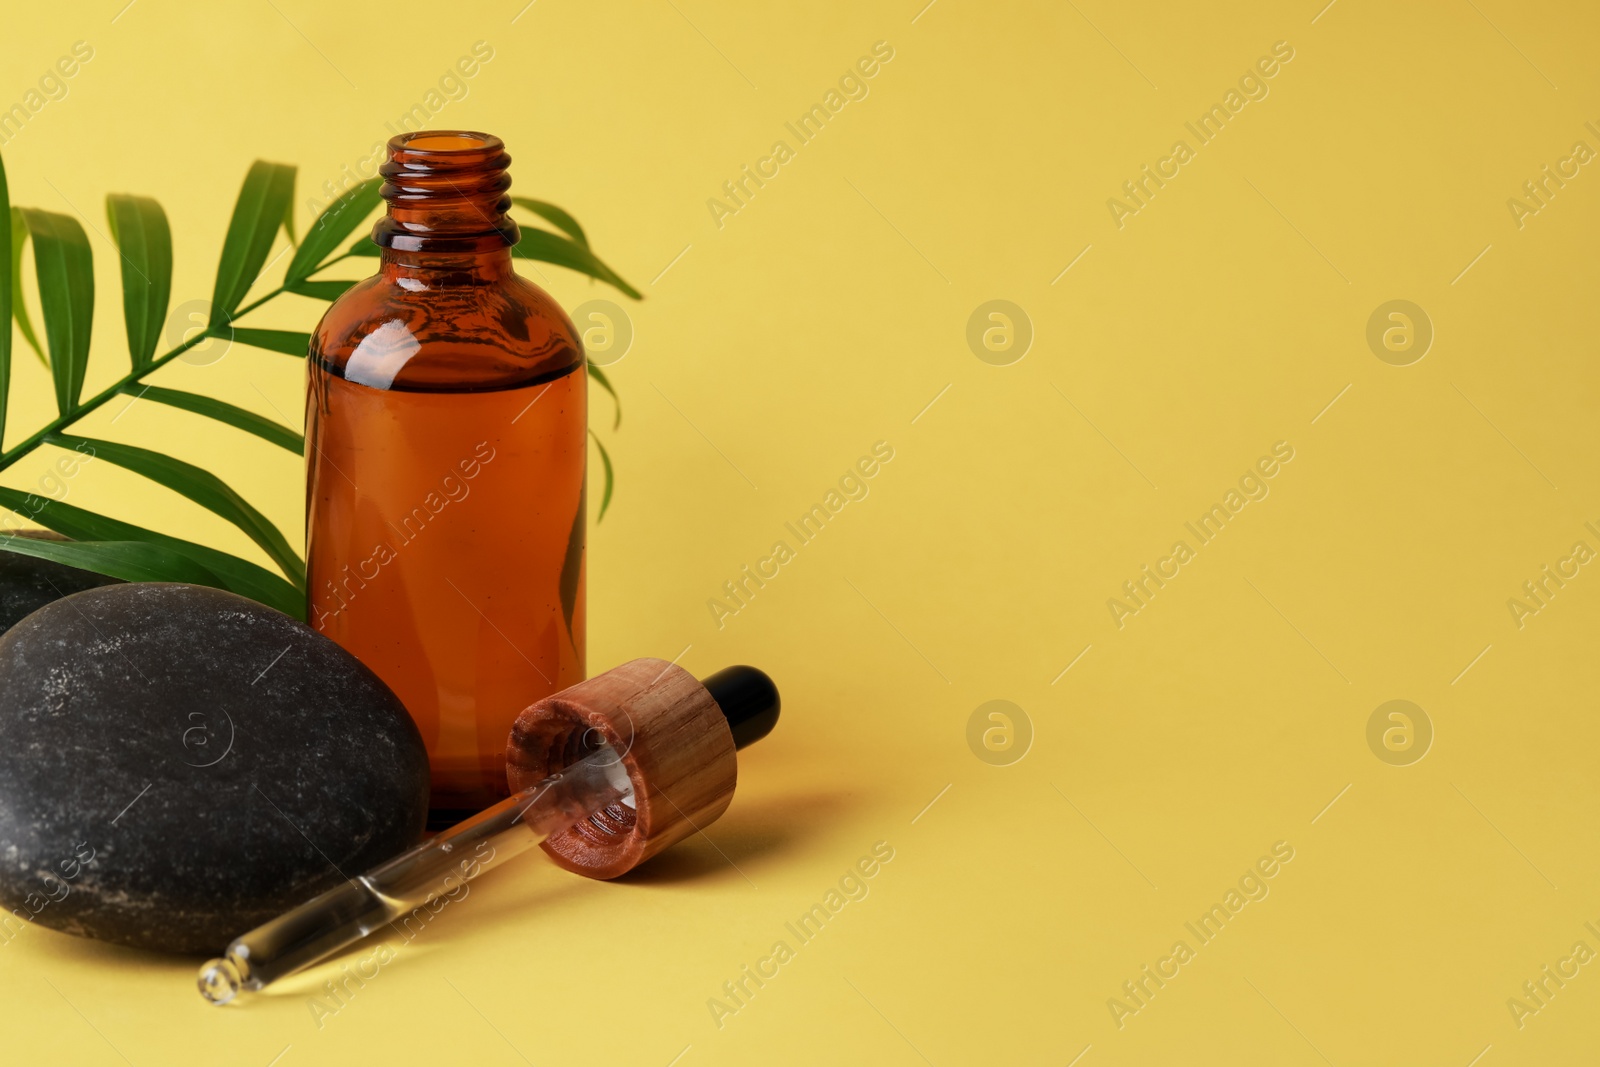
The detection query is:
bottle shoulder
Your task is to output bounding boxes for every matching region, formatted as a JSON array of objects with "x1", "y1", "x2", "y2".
[{"x1": 309, "y1": 271, "x2": 581, "y2": 392}]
